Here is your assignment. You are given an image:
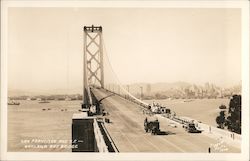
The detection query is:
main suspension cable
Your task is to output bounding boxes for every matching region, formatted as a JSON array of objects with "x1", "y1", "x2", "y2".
[{"x1": 101, "y1": 34, "x2": 149, "y2": 107}]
